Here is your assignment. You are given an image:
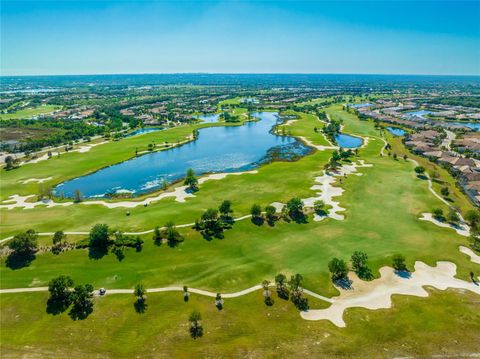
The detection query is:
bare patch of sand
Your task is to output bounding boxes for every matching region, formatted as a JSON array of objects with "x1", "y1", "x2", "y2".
[
  {"x1": 304, "y1": 160, "x2": 372, "y2": 221},
  {"x1": 20, "y1": 177, "x2": 53, "y2": 184},
  {"x1": 459, "y1": 246, "x2": 480, "y2": 264},
  {"x1": 298, "y1": 136, "x2": 337, "y2": 151},
  {"x1": 301, "y1": 261, "x2": 480, "y2": 327},
  {"x1": 419, "y1": 213, "x2": 470, "y2": 237},
  {"x1": 20, "y1": 141, "x2": 108, "y2": 165}
]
